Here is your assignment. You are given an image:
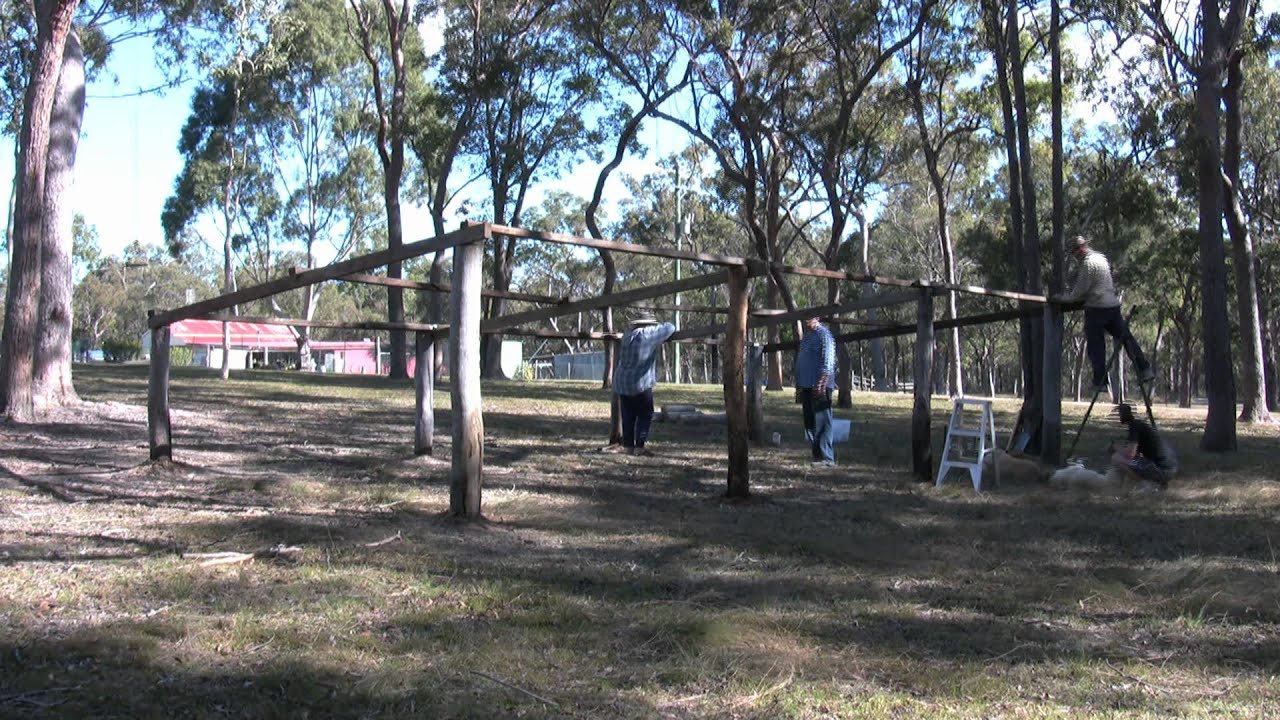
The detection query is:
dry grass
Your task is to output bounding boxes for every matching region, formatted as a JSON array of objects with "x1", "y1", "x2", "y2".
[{"x1": 1, "y1": 364, "x2": 1278, "y2": 719}]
